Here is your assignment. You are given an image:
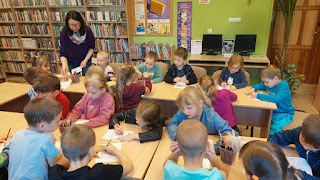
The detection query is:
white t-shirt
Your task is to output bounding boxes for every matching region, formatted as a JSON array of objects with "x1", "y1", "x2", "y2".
[{"x1": 104, "y1": 65, "x2": 114, "y2": 77}]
